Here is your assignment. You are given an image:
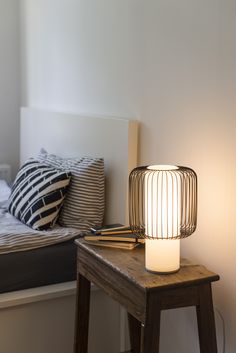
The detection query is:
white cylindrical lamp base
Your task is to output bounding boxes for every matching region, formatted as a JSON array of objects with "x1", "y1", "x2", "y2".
[{"x1": 145, "y1": 239, "x2": 180, "y2": 274}]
